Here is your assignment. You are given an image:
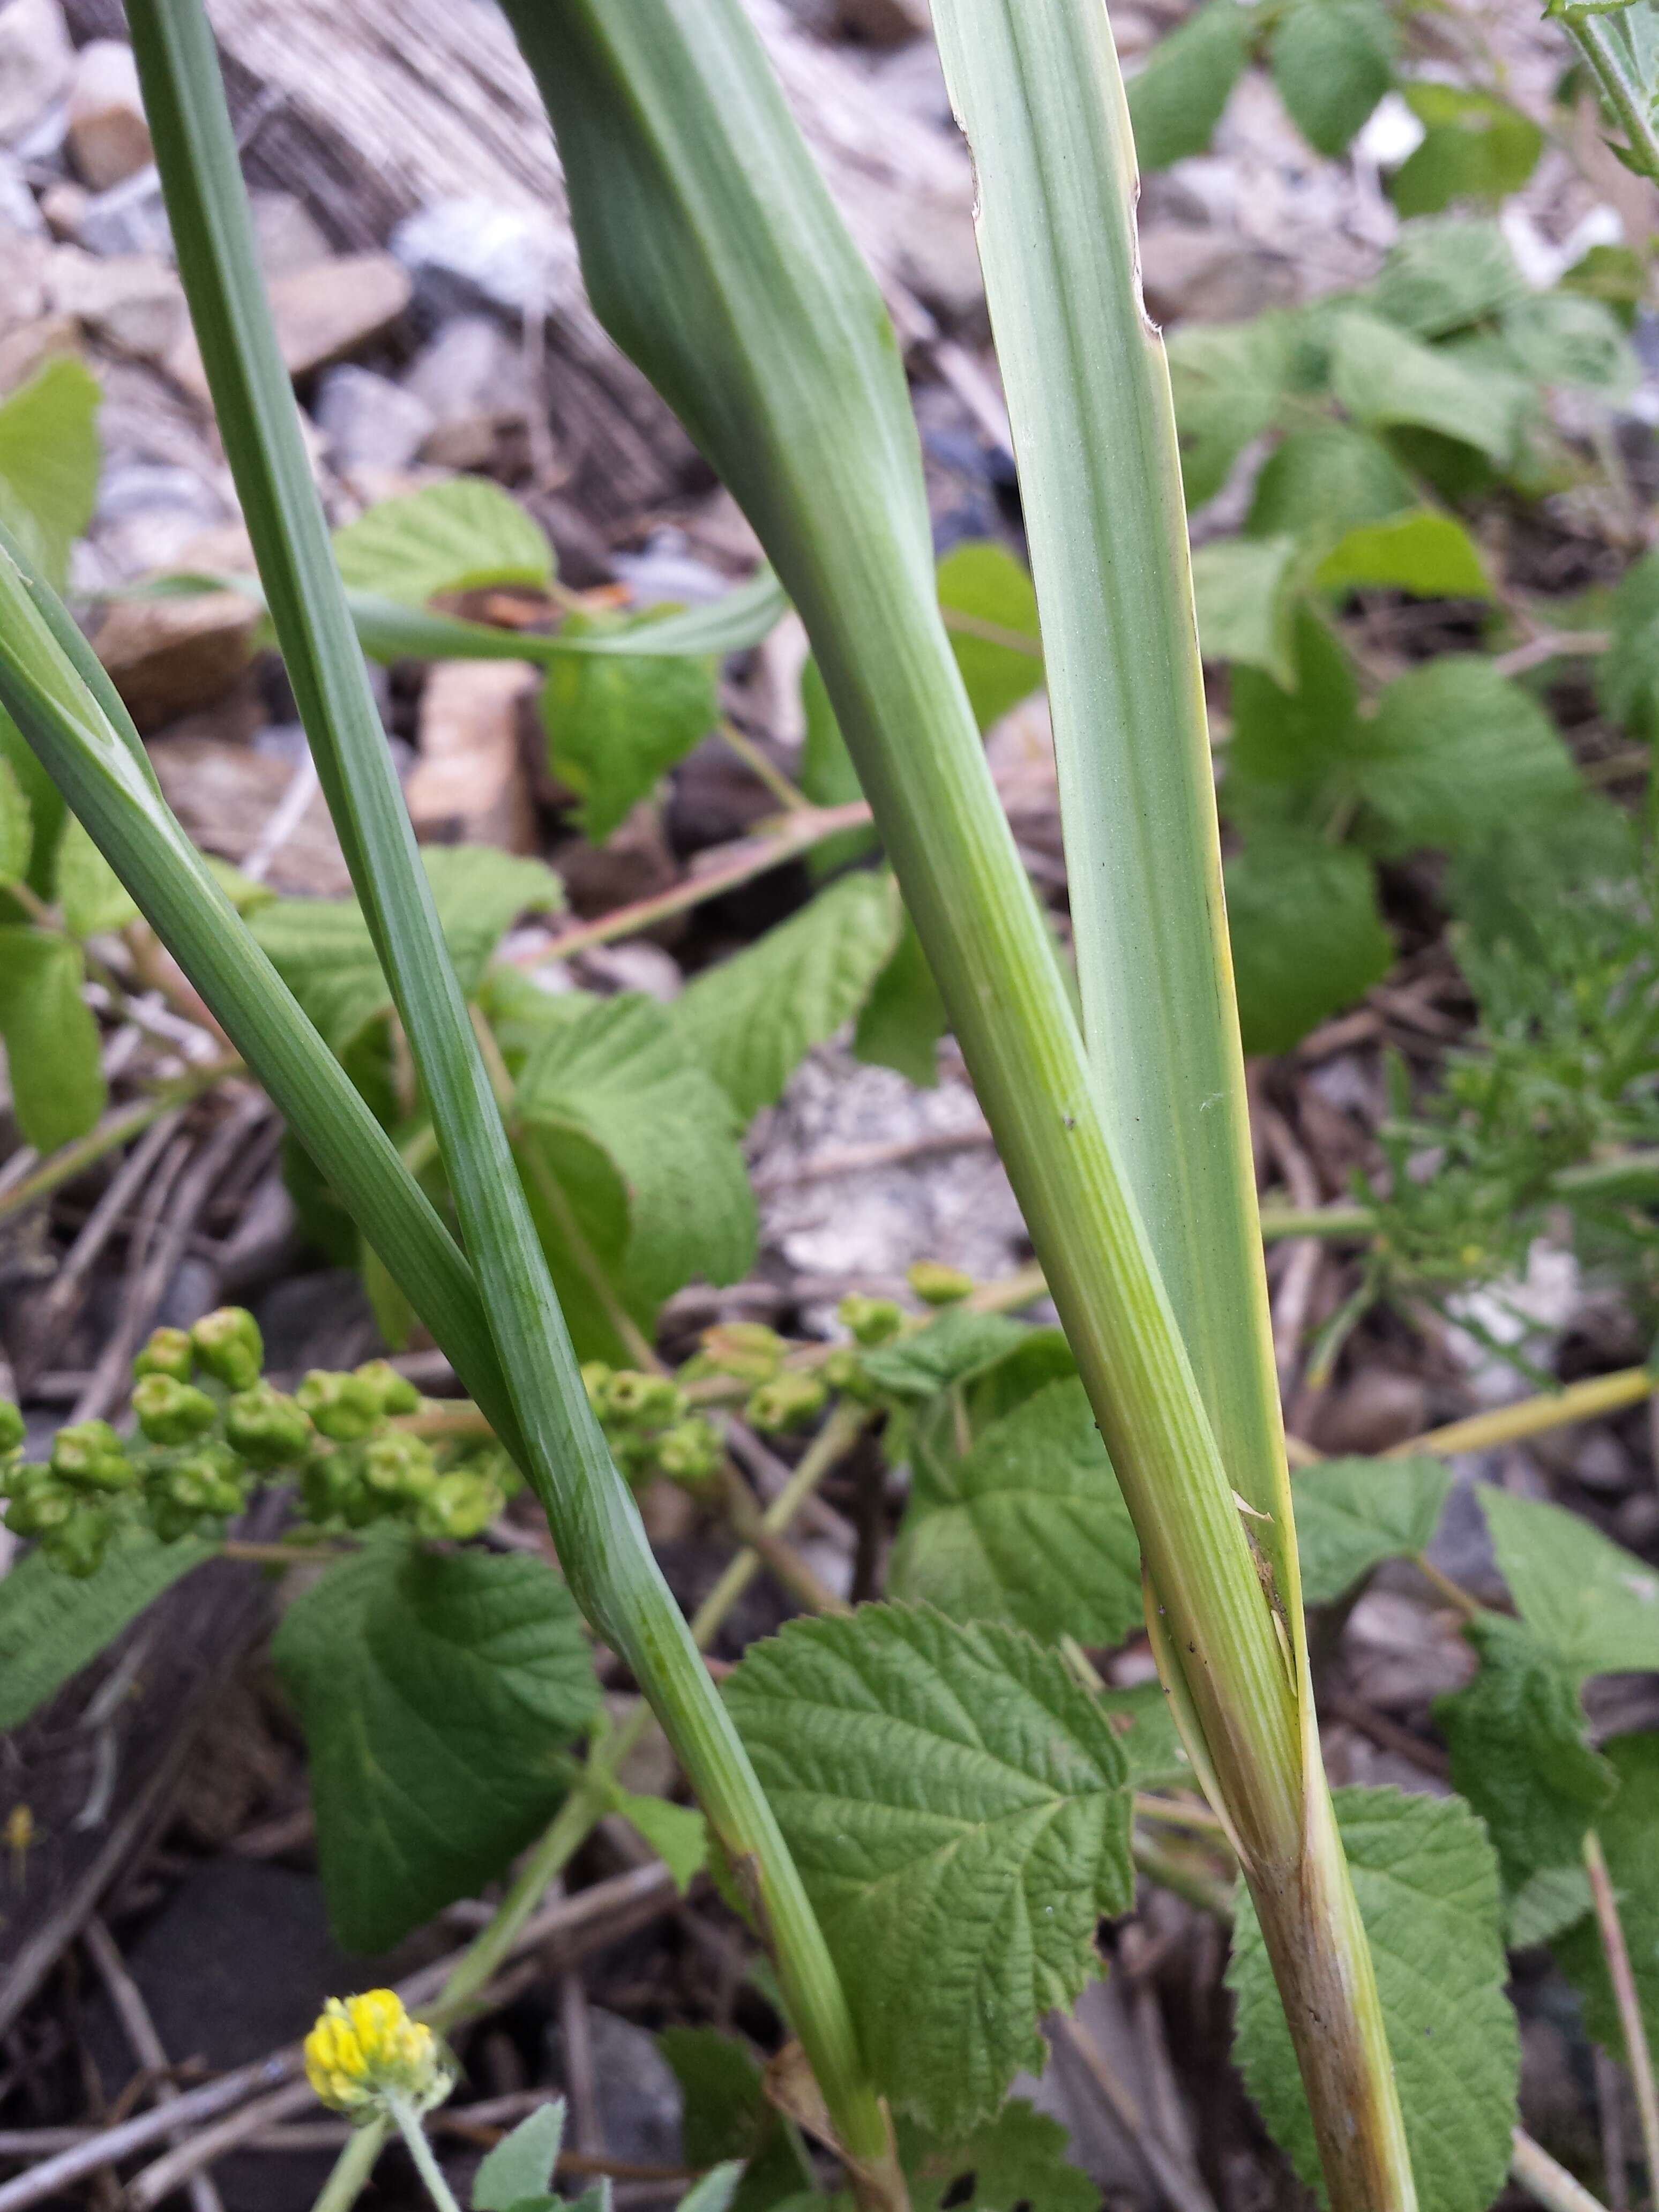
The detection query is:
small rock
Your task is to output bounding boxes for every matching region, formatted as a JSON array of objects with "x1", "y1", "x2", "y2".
[
  {"x1": 0, "y1": 147, "x2": 44, "y2": 233},
  {"x1": 74, "y1": 164, "x2": 171, "y2": 258},
  {"x1": 1614, "y1": 1491, "x2": 1659, "y2": 1549},
  {"x1": 547, "y1": 2007, "x2": 683, "y2": 2169},
  {"x1": 148, "y1": 735, "x2": 350, "y2": 895},
  {"x1": 552, "y1": 799, "x2": 678, "y2": 921},
  {"x1": 91, "y1": 591, "x2": 259, "y2": 733},
  {"x1": 1310, "y1": 1367, "x2": 1429, "y2": 1456},
  {"x1": 90, "y1": 459, "x2": 231, "y2": 579},
  {"x1": 391, "y1": 197, "x2": 574, "y2": 322},
  {"x1": 312, "y1": 362, "x2": 434, "y2": 473},
  {"x1": 0, "y1": 0, "x2": 72, "y2": 150},
  {"x1": 836, "y1": 0, "x2": 930, "y2": 43},
  {"x1": 574, "y1": 940, "x2": 682, "y2": 1002},
  {"x1": 403, "y1": 314, "x2": 529, "y2": 457},
  {"x1": 47, "y1": 242, "x2": 182, "y2": 359},
  {"x1": 0, "y1": 310, "x2": 73, "y2": 394},
  {"x1": 1138, "y1": 223, "x2": 1299, "y2": 326},
  {"x1": 66, "y1": 39, "x2": 150, "y2": 190},
  {"x1": 407, "y1": 657, "x2": 537, "y2": 853},
  {"x1": 248, "y1": 189, "x2": 330, "y2": 276},
  {"x1": 1570, "y1": 1426, "x2": 1634, "y2": 1494},
  {"x1": 36, "y1": 176, "x2": 84, "y2": 237},
  {"x1": 168, "y1": 251, "x2": 412, "y2": 395},
  {"x1": 0, "y1": 223, "x2": 48, "y2": 338}
]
